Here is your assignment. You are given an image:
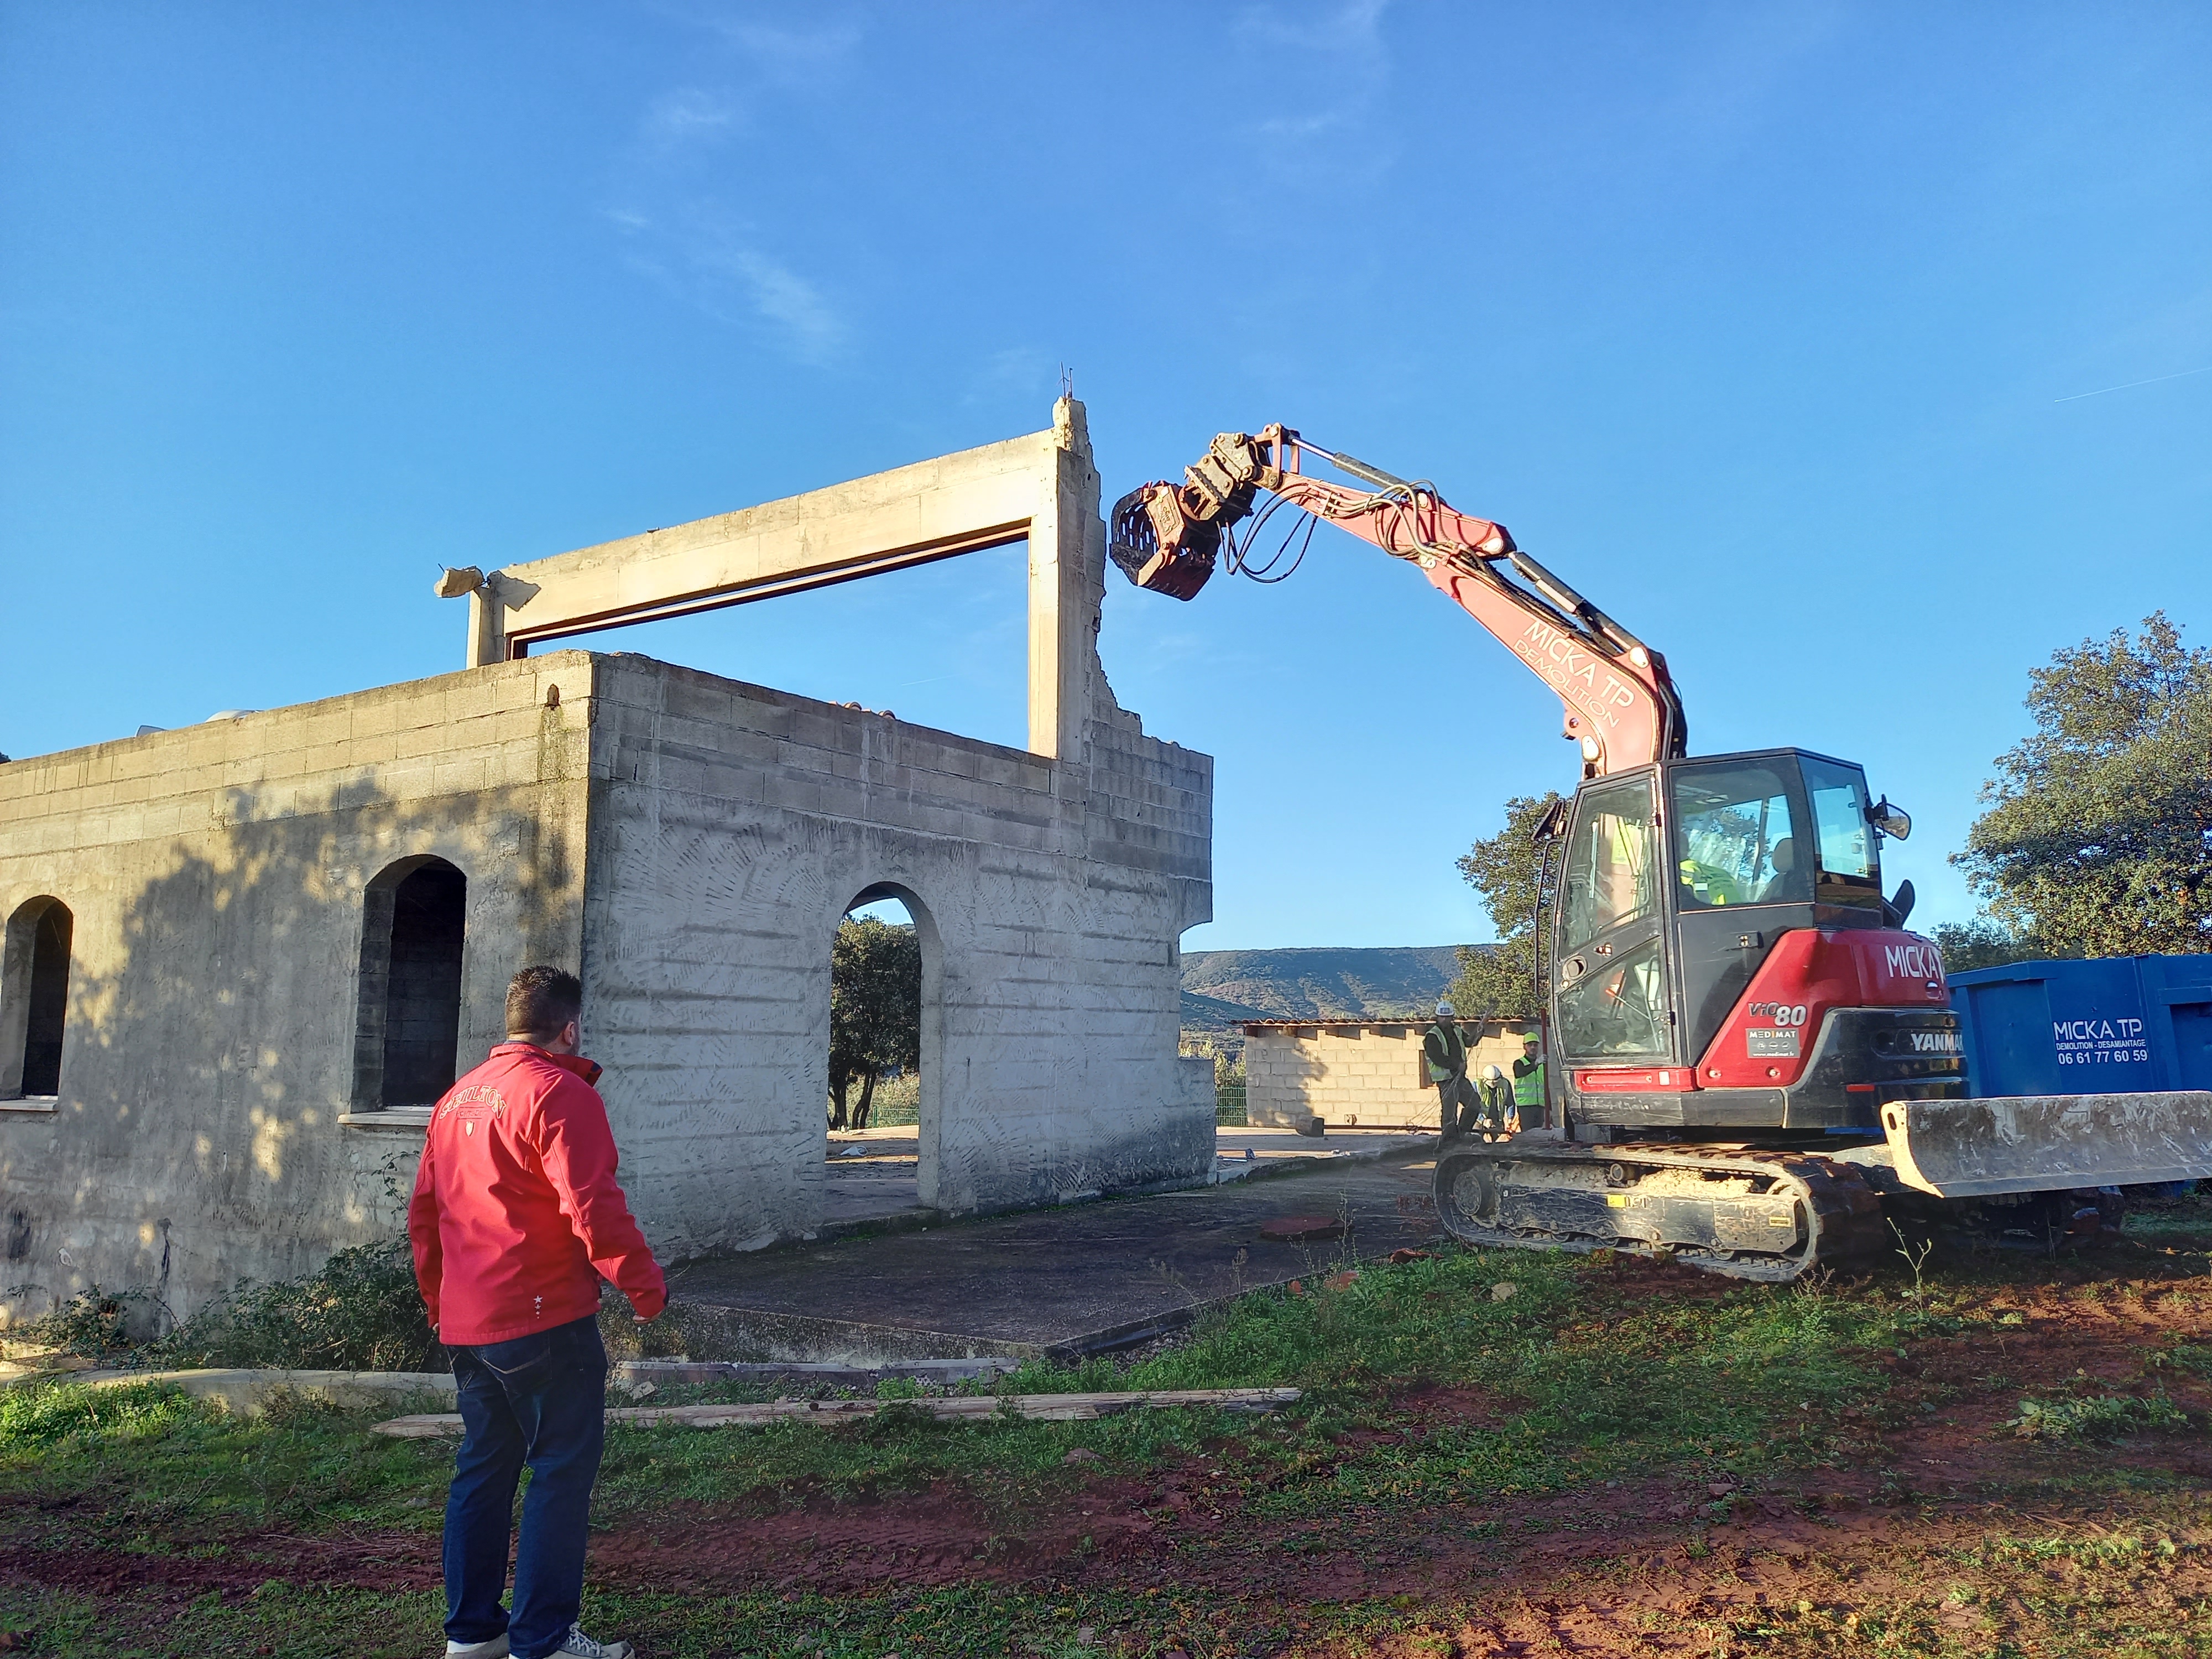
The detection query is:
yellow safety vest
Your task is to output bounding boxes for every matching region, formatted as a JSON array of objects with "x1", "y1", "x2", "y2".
[{"x1": 1512, "y1": 1056, "x2": 1545, "y2": 1107}]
